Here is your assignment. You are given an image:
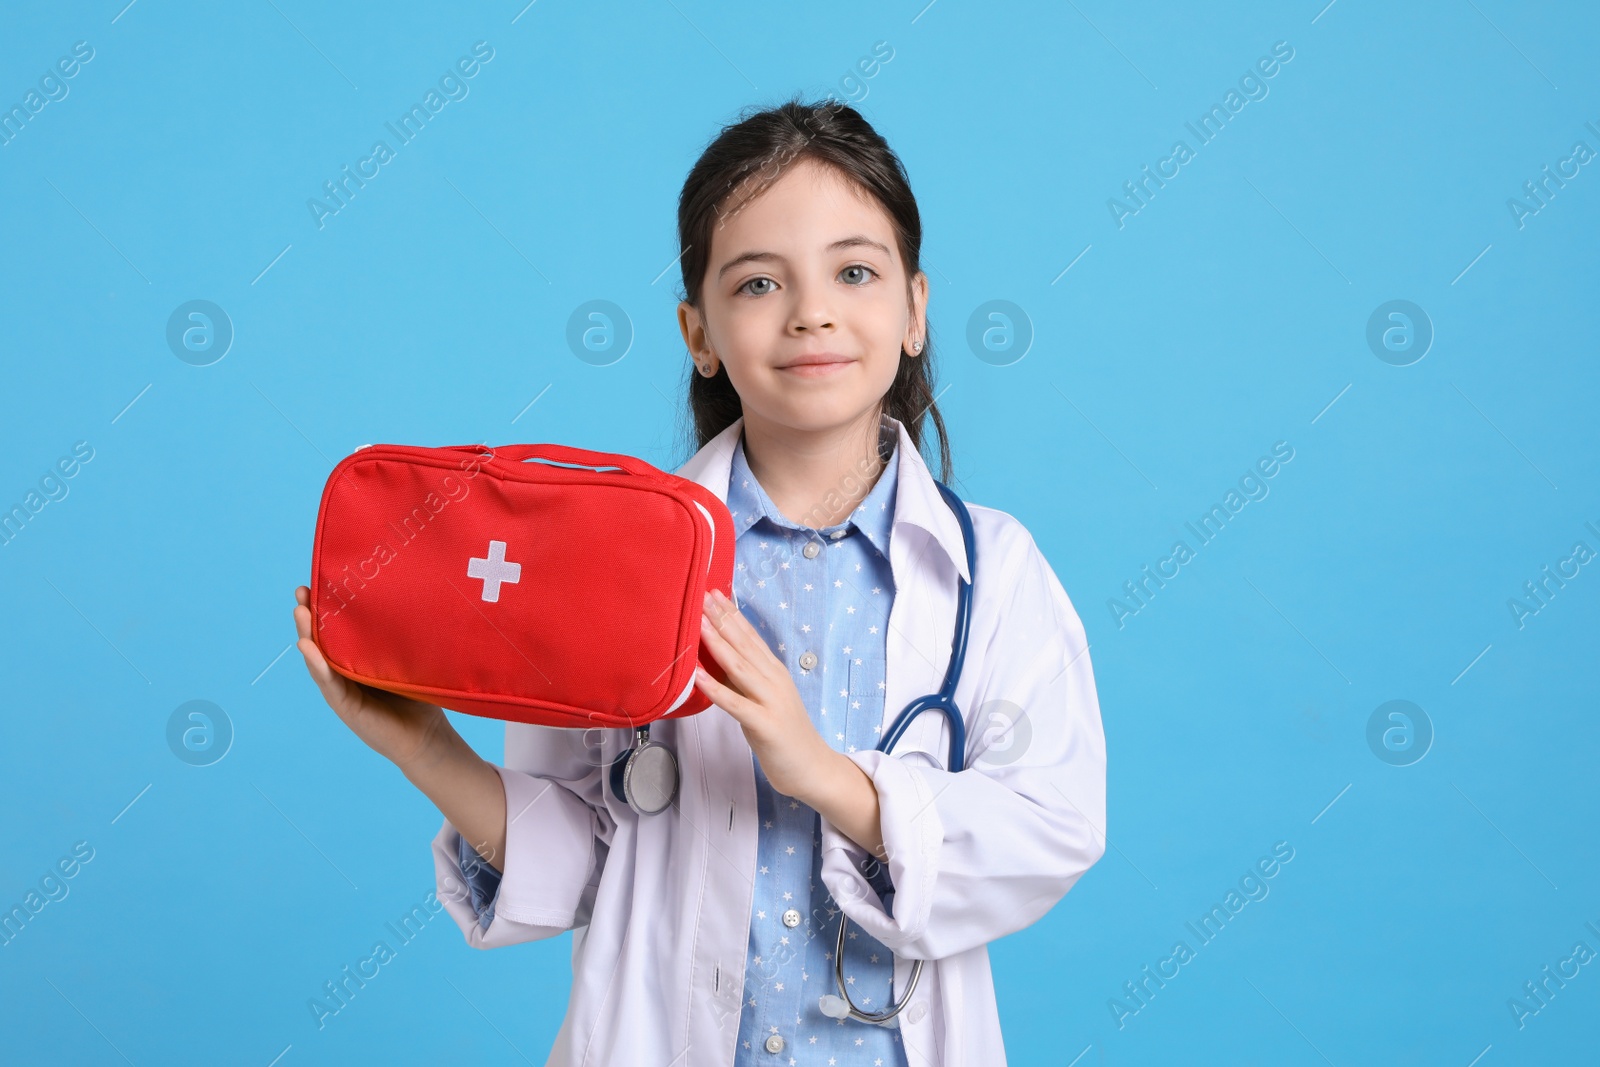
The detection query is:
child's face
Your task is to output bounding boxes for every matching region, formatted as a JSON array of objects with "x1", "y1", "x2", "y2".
[{"x1": 679, "y1": 157, "x2": 927, "y2": 436}]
